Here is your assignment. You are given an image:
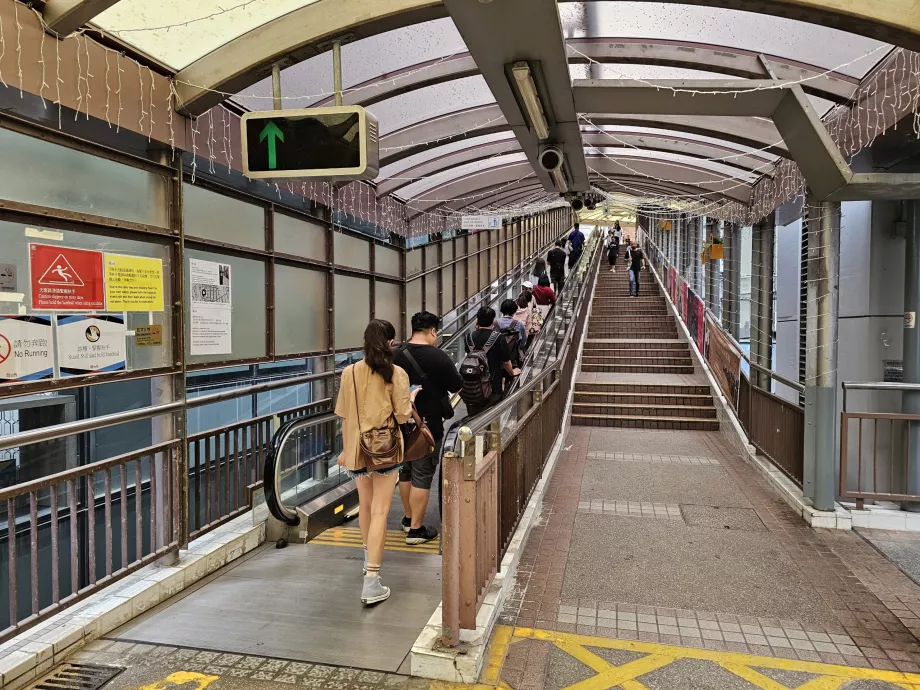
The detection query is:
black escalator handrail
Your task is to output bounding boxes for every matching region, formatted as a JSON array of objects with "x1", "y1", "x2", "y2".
[{"x1": 263, "y1": 412, "x2": 338, "y2": 525}]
